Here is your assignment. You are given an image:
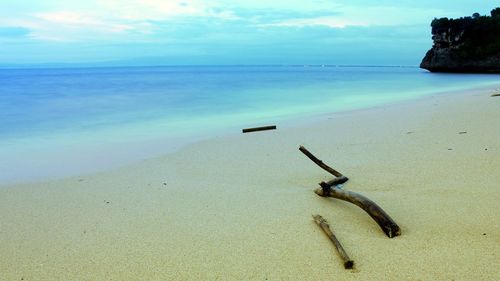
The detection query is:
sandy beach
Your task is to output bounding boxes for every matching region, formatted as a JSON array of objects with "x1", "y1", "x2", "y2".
[{"x1": 1, "y1": 85, "x2": 499, "y2": 280}]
